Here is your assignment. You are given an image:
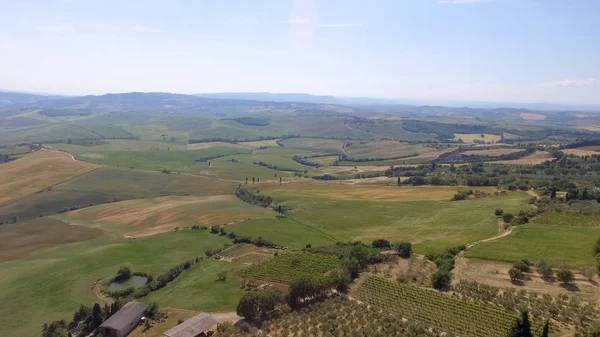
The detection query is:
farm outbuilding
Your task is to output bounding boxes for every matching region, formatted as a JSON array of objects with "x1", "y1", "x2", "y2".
[
  {"x1": 162, "y1": 313, "x2": 218, "y2": 337},
  {"x1": 98, "y1": 302, "x2": 147, "y2": 337}
]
